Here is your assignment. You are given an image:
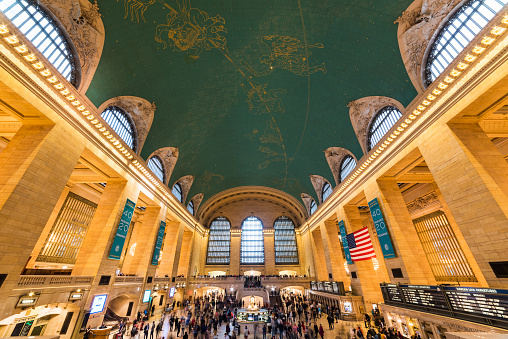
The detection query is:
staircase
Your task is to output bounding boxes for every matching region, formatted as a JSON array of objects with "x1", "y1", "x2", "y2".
[{"x1": 269, "y1": 295, "x2": 282, "y2": 307}]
